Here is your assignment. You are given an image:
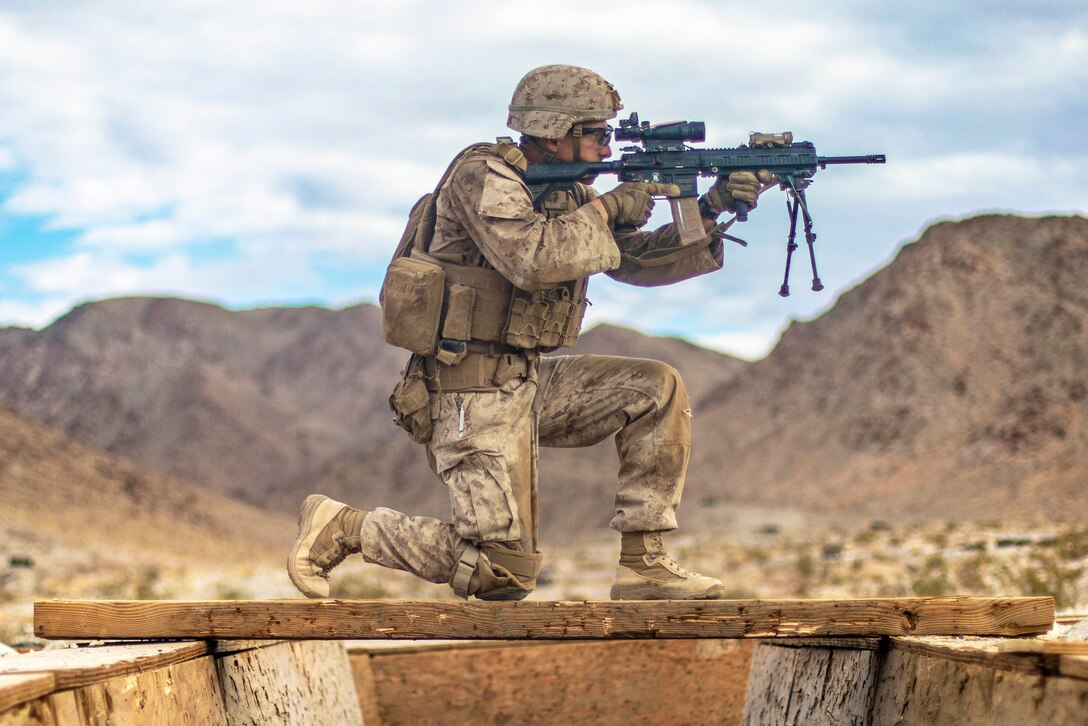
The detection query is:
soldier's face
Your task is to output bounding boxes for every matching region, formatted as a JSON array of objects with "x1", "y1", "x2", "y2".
[{"x1": 552, "y1": 122, "x2": 613, "y2": 162}]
